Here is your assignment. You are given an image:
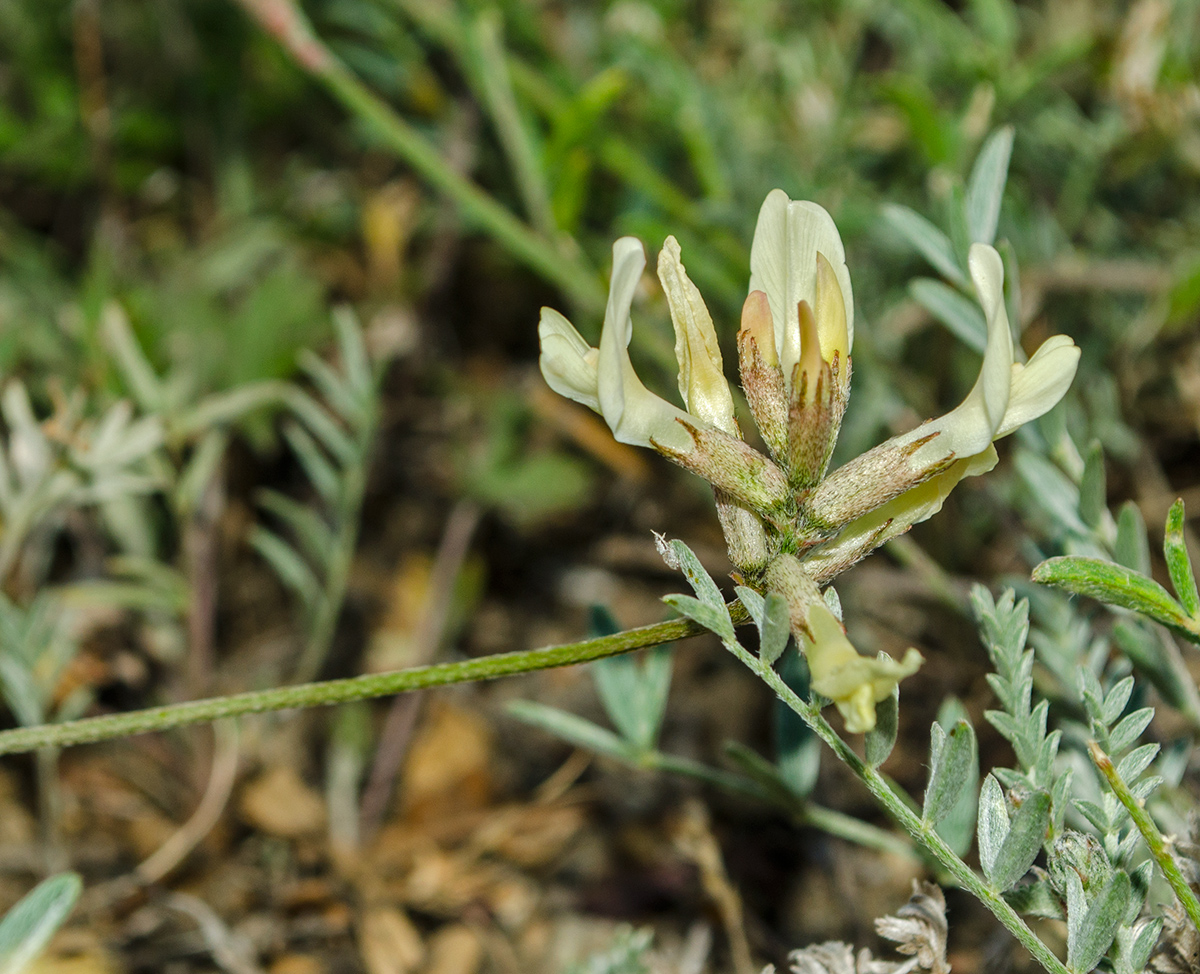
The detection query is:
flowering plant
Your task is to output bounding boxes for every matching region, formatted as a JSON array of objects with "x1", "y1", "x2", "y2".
[{"x1": 538, "y1": 189, "x2": 1080, "y2": 732}]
